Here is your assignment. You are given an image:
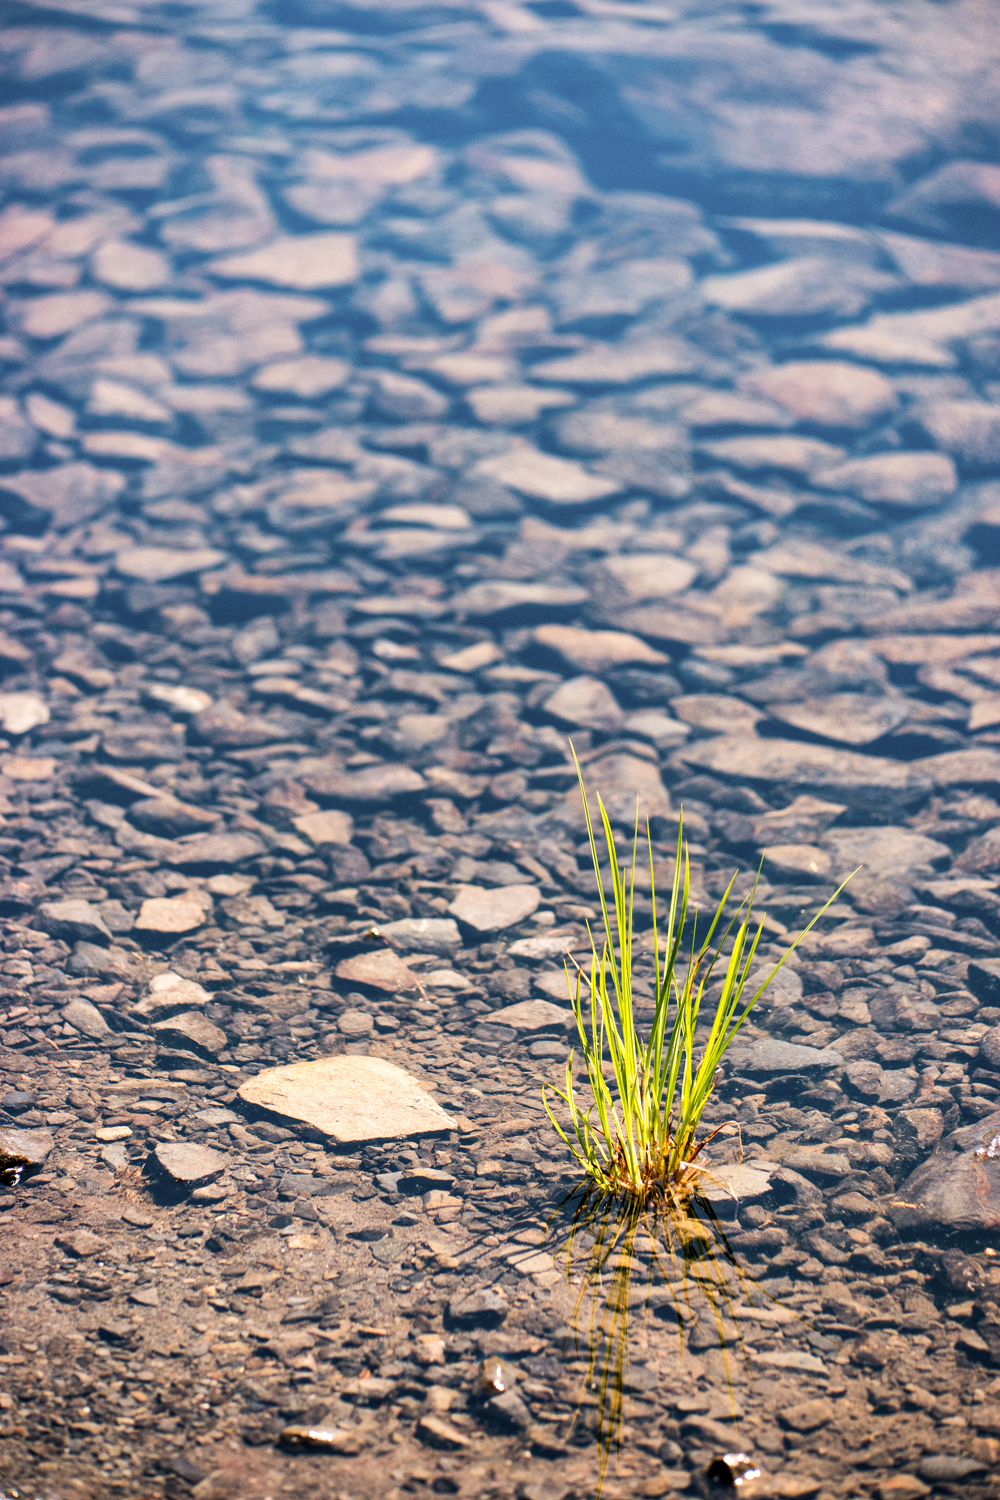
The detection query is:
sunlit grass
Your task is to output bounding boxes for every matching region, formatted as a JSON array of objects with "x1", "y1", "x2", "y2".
[{"x1": 543, "y1": 748, "x2": 854, "y2": 1207}]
